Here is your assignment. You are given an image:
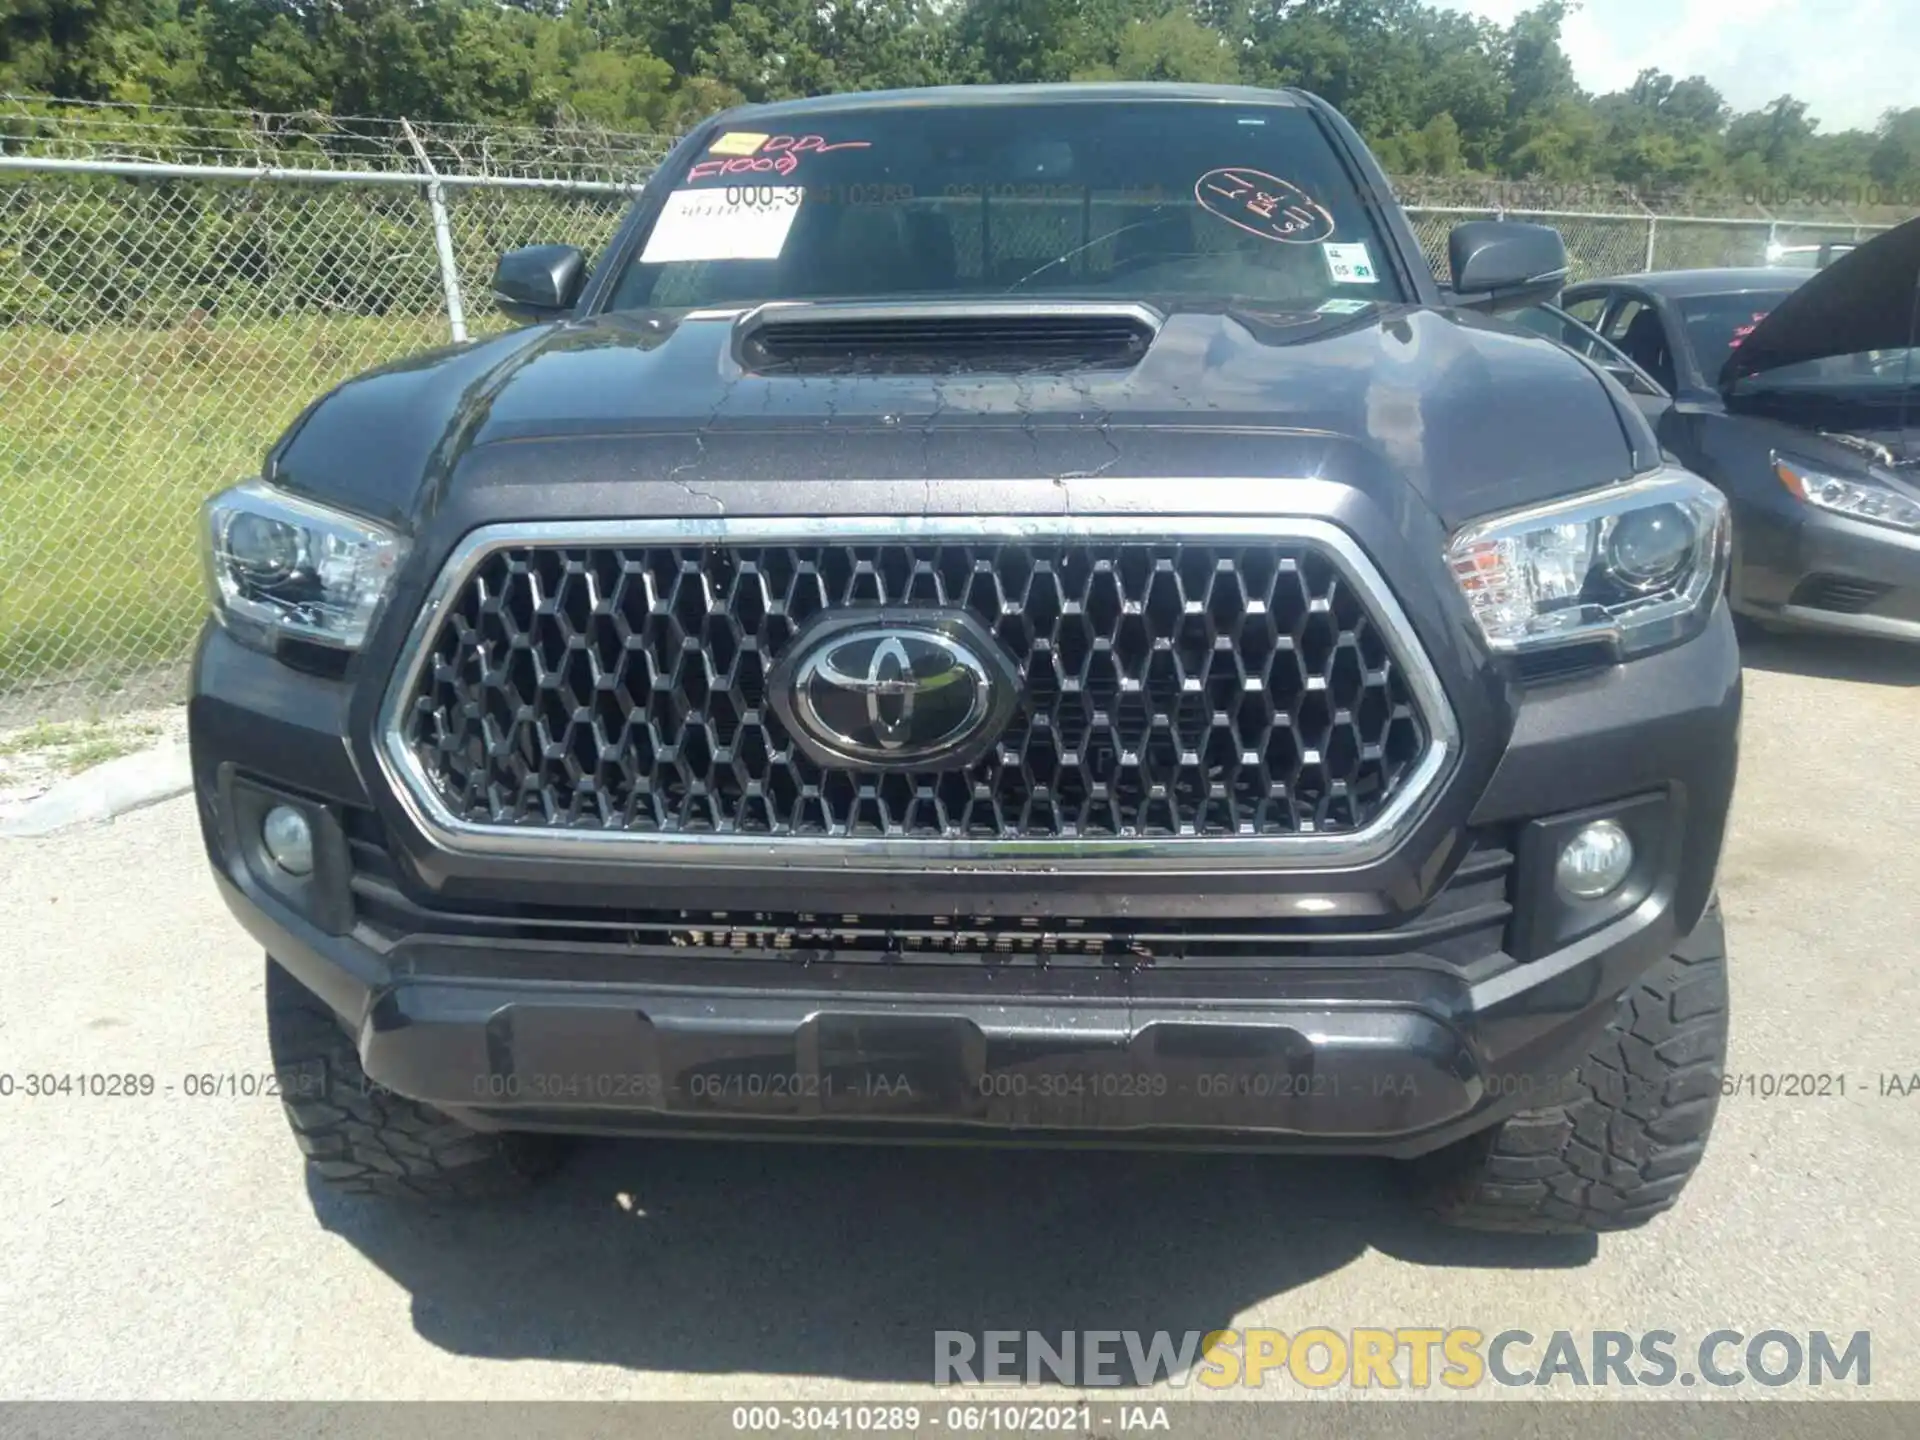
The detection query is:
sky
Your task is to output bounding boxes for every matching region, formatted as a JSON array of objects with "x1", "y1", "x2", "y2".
[{"x1": 1435, "y1": 0, "x2": 1918, "y2": 133}]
